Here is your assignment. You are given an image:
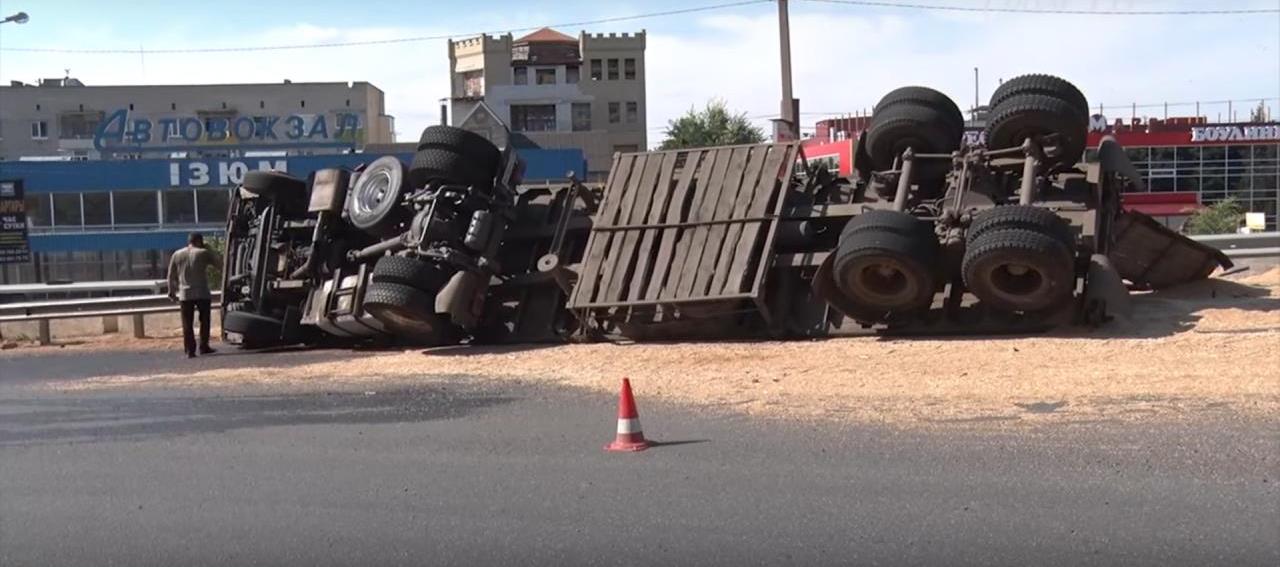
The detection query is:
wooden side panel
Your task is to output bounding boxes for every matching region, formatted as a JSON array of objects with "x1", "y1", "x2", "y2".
[
  {"x1": 644, "y1": 150, "x2": 703, "y2": 300},
  {"x1": 661, "y1": 149, "x2": 722, "y2": 300},
  {"x1": 600, "y1": 154, "x2": 664, "y2": 303},
  {"x1": 723, "y1": 144, "x2": 796, "y2": 294},
  {"x1": 567, "y1": 154, "x2": 635, "y2": 308},
  {"x1": 688, "y1": 146, "x2": 751, "y2": 297},
  {"x1": 673, "y1": 147, "x2": 735, "y2": 299},
  {"x1": 627, "y1": 152, "x2": 680, "y2": 302},
  {"x1": 710, "y1": 145, "x2": 772, "y2": 294}
]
